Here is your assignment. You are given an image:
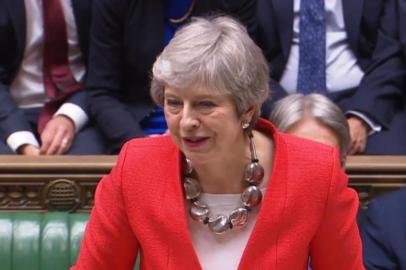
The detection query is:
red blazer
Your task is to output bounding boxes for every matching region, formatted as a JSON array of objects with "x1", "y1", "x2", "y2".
[{"x1": 72, "y1": 119, "x2": 364, "y2": 270}]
